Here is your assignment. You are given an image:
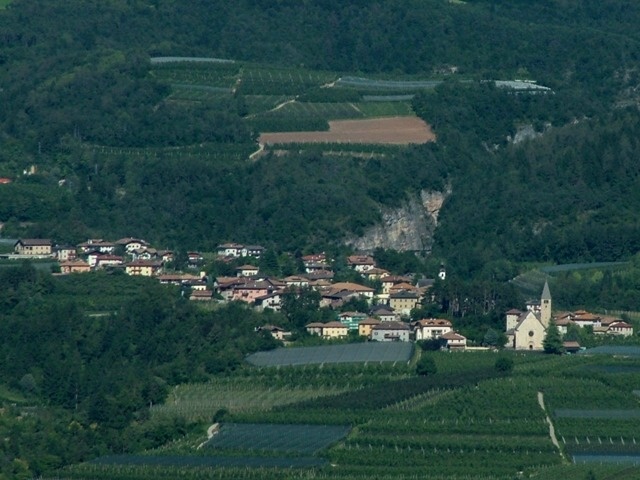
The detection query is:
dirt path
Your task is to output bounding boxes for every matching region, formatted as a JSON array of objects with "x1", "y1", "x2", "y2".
[
  {"x1": 538, "y1": 391, "x2": 567, "y2": 462},
  {"x1": 196, "y1": 422, "x2": 219, "y2": 450}
]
